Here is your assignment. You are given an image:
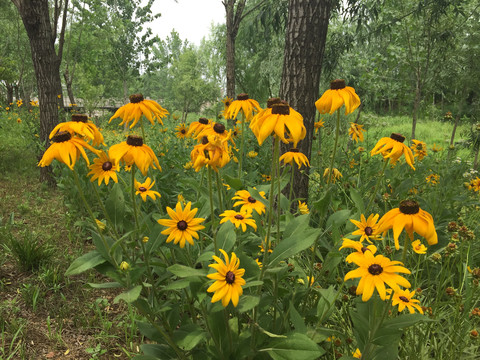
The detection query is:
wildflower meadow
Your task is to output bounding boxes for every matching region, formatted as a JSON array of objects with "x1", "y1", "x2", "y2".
[{"x1": 1, "y1": 1, "x2": 480, "y2": 359}]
